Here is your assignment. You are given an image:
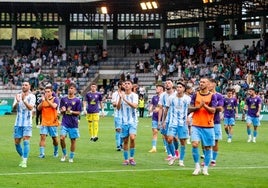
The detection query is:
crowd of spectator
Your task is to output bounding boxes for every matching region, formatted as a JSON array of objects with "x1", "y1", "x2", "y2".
[
  {"x1": 1, "y1": 35, "x2": 268, "y2": 107},
  {"x1": 144, "y1": 35, "x2": 268, "y2": 106},
  {"x1": 0, "y1": 37, "x2": 105, "y2": 95}
]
